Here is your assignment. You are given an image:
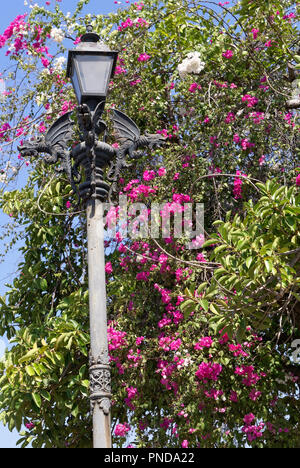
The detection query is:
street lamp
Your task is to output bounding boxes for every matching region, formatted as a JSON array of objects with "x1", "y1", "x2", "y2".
[
  {"x1": 66, "y1": 25, "x2": 118, "y2": 105},
  {"x1": 18, "y1": 25, "x2": 166, "y2": 449}
]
